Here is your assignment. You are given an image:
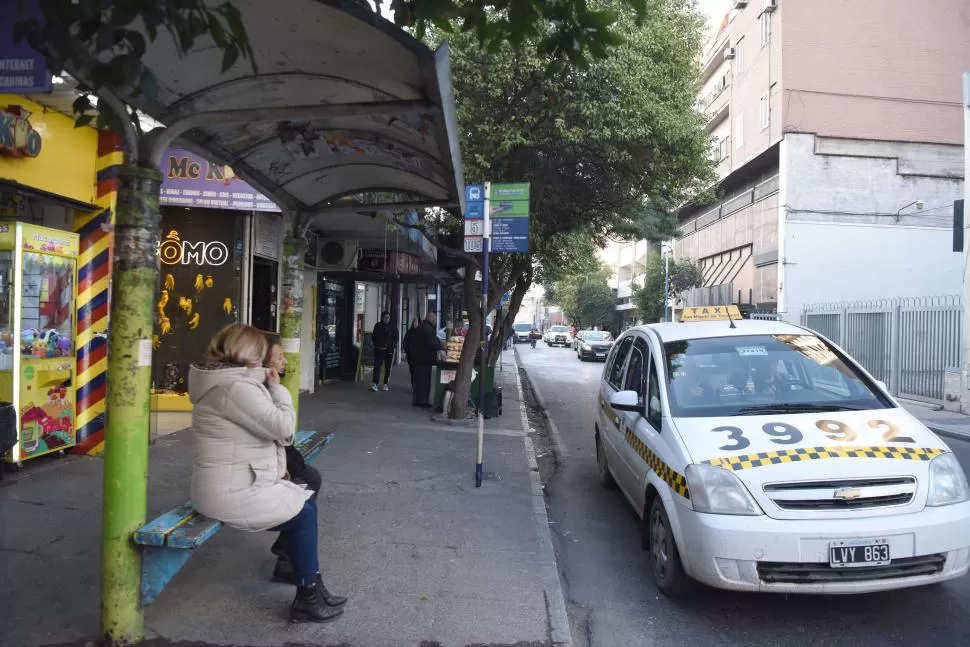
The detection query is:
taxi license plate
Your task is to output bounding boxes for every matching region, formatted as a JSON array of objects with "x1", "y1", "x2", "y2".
[{"x1": 829, "y1": 538, "x2": 890, "y2": 568}]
